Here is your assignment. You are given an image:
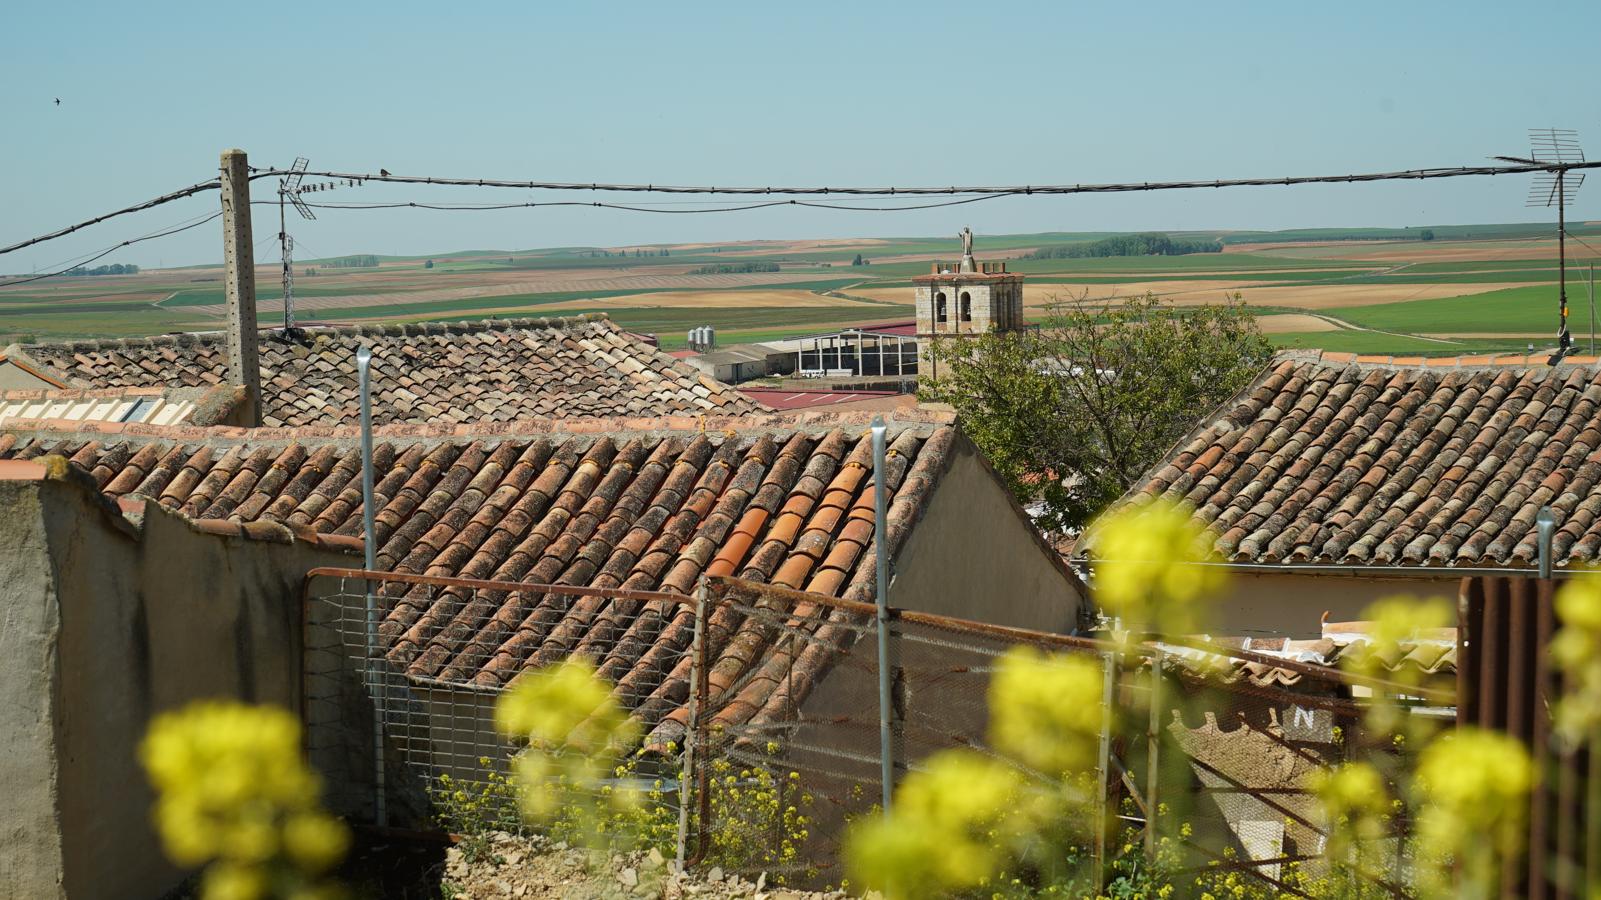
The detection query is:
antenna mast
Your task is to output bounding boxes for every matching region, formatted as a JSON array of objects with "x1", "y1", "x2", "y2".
[
  {"x1": 278, "y1": 156, "x2": 313, "y2": 334},
  {"x1": 1496, "y1": 128, "x2": 1586, "y2": 364}
]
